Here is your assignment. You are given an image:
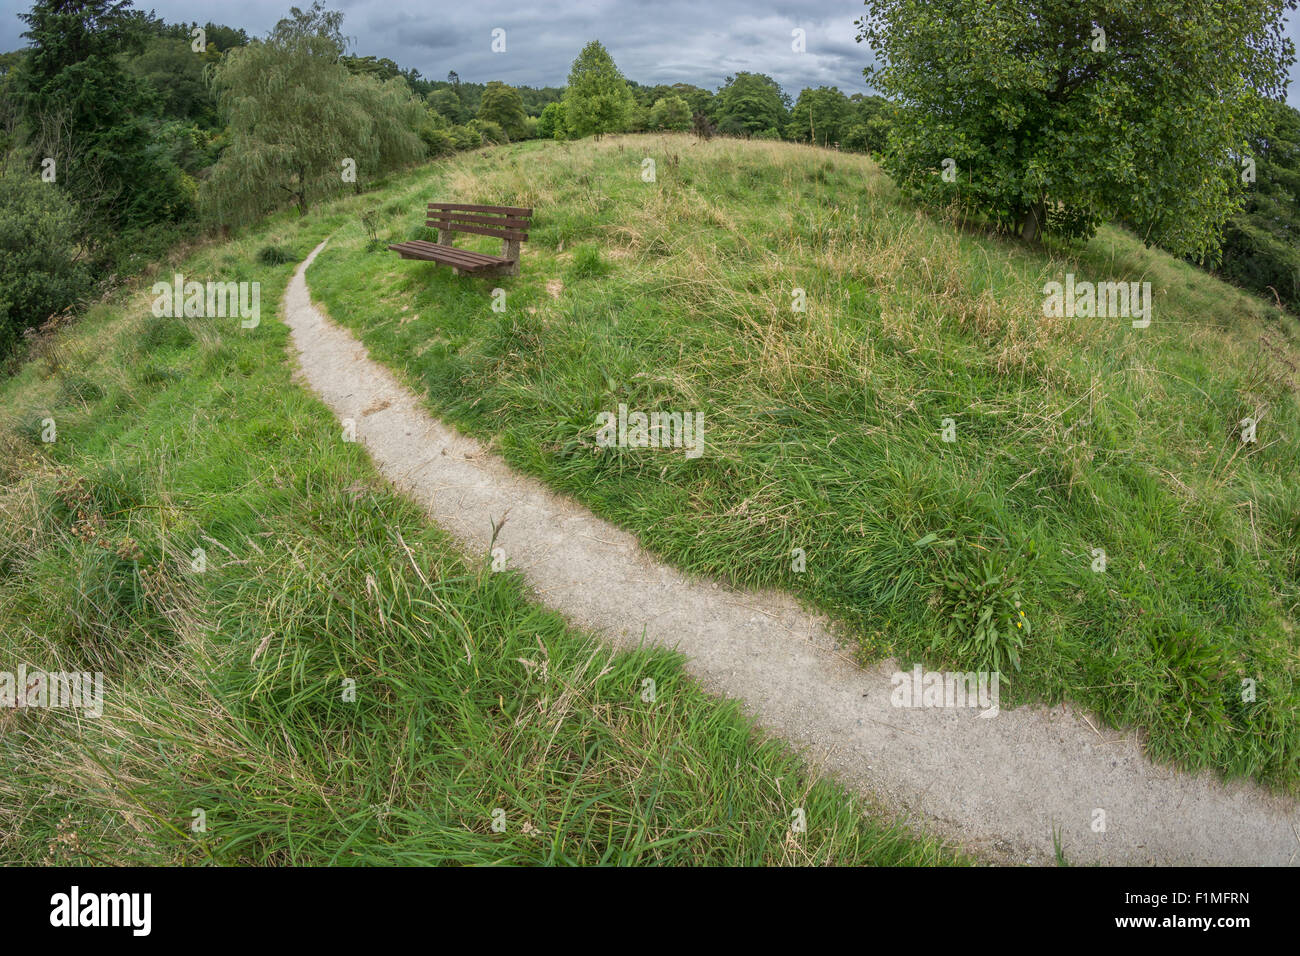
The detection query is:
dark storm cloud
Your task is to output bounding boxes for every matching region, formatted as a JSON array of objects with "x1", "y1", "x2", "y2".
[{"x1": 1, "y1": 0, "x2": 1296, "y2": 105}]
